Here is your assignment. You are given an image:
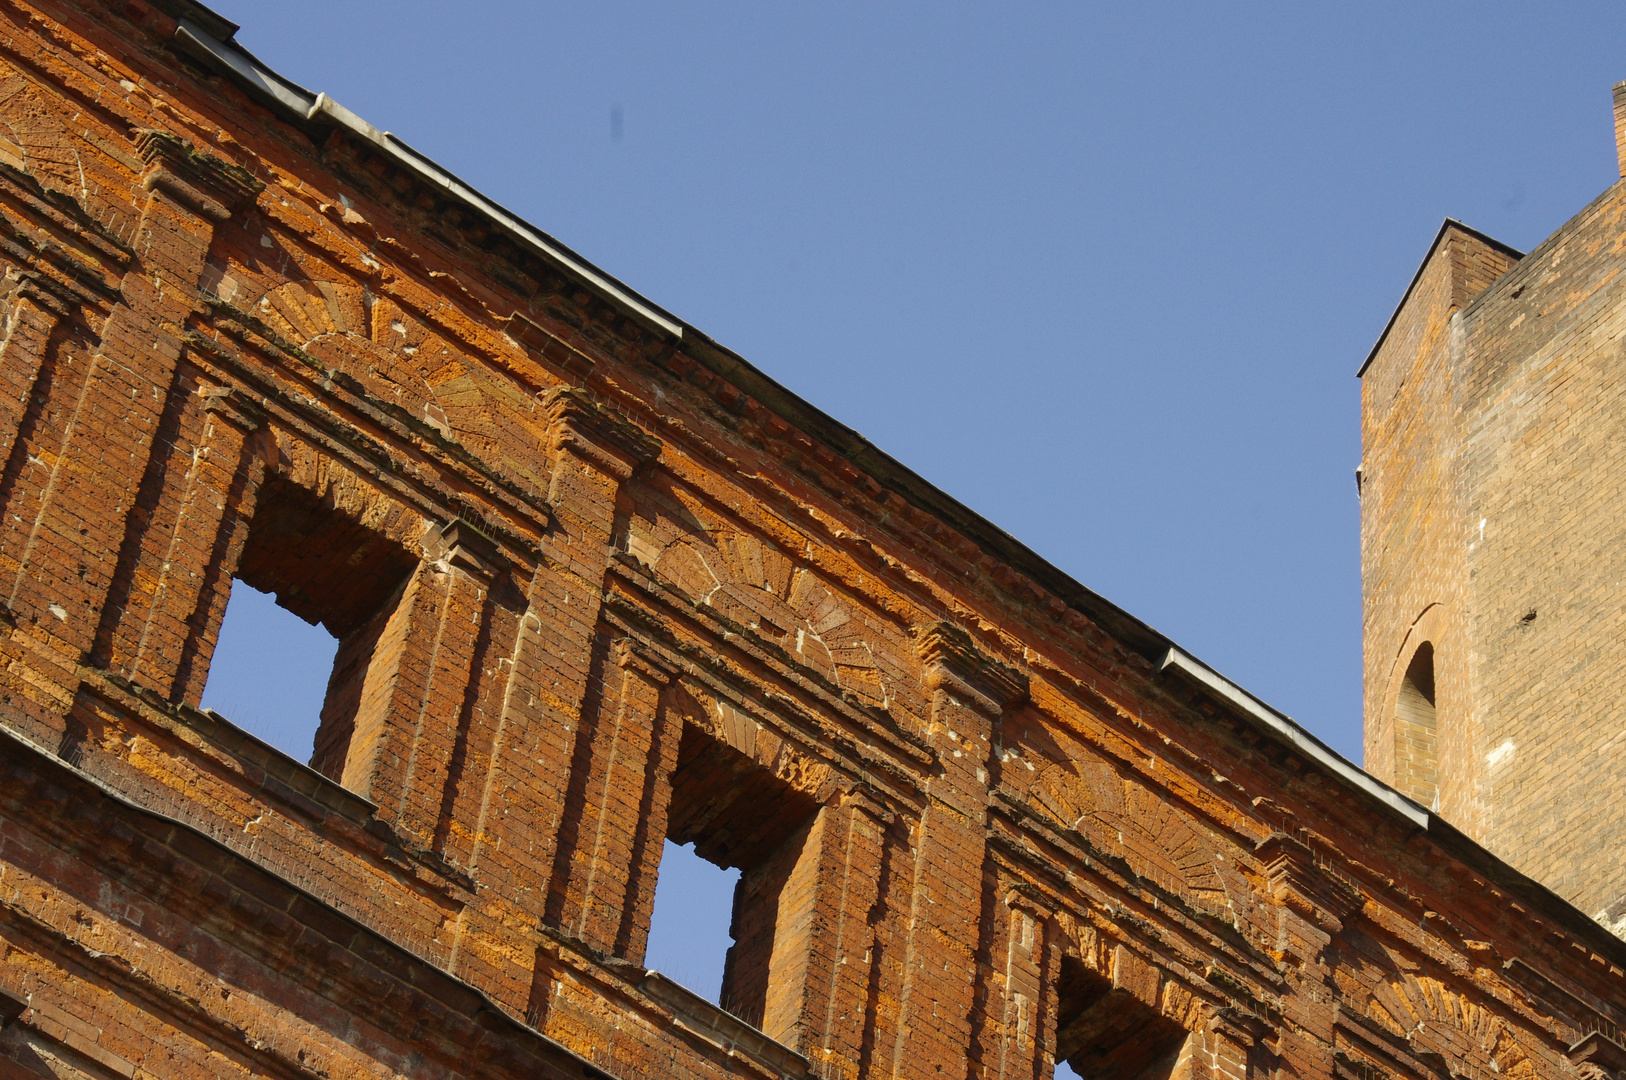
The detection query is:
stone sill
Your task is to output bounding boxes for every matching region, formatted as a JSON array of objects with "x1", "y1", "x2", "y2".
[{"x1": 638, "y1": 972, "x2": 810, "y2": 1079}]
